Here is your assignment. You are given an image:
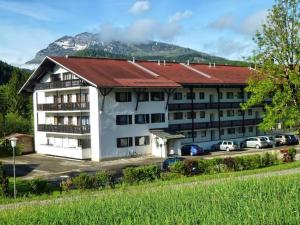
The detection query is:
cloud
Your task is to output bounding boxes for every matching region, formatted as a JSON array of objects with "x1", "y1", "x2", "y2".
[
  {"x1": 169, "y1": 10, "x2": 193, "y2": 23},
  {"x1": 208, "y1": 10, "x2": 267, "y2": 36},
  {"x1": 208, "y1": 13, "x2": 235, "y2": 30},
  {"x1": 129, "y1": 1, "x2": 150, "y2": 15},
  {"x1": 98, "y1": 18, "x2": 181, "y2": 43}
]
